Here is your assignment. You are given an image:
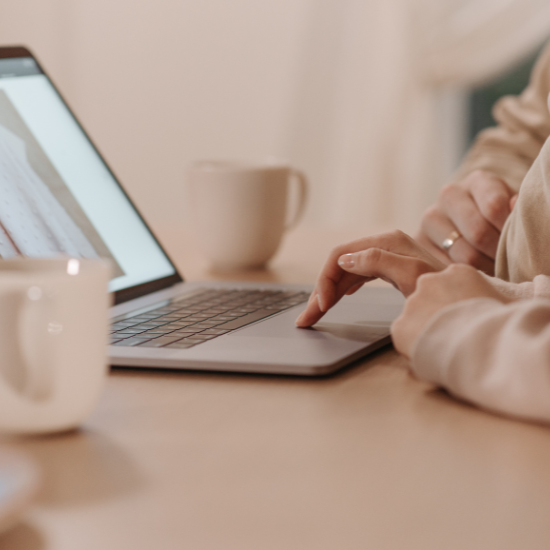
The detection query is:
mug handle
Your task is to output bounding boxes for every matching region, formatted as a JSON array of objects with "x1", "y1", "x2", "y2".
[
  {"x1": 0, "y1": 284, "x2": 55, "y2": 421},
  {"x1": 284, "y1": 169, "x2": 309, "y2": 231}
]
